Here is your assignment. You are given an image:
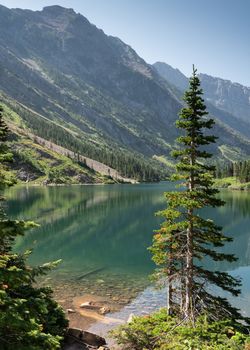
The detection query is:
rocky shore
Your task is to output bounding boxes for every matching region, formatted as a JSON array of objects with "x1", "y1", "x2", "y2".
[
  {"x1": 61, "y1": 294, "x2": 126, "y2": 349},
  {"x1": 39, "y1": 272, "x2": 149, "y2": 349}
]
